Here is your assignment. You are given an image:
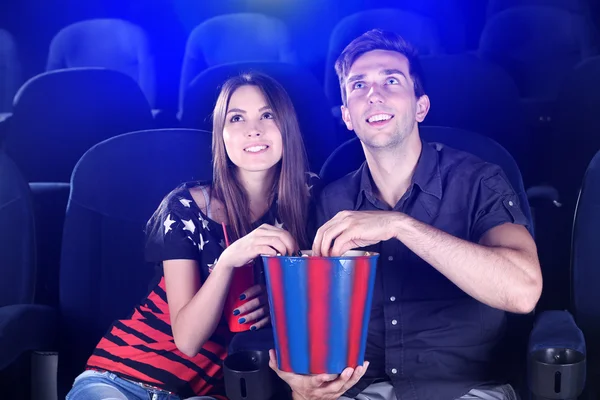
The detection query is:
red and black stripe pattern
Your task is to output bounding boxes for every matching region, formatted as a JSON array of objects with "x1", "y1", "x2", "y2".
[{"x1": 86, "y1": 276, "x2": 230, "y2": 398}]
